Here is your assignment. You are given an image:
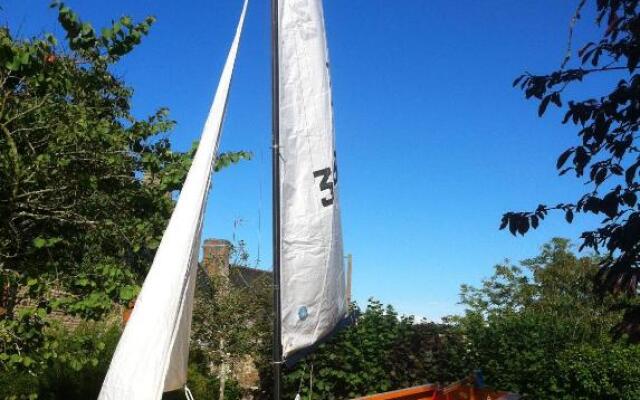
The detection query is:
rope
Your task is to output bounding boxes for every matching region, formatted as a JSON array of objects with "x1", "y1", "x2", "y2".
[
  {"x1": 296, "y1": 363, "x2": 307, "y2": 396},
  {"x1": 184, "y1": 385, "x2": 195, "y2": 400},
  {"x1": 294, "y1": 363, "x2": 306, "y2": 400},
  {"x1": 309, "y1": 363, "x2": 314, "y2": 400}
]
